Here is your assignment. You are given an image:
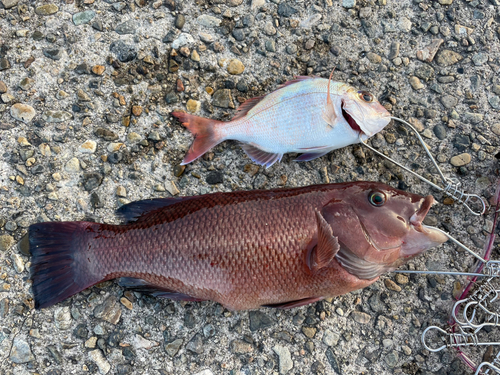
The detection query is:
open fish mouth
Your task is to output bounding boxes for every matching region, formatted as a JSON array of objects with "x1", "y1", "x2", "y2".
[{"x1": 341, "y1": 100, "x2": 363, "y2": 134}]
